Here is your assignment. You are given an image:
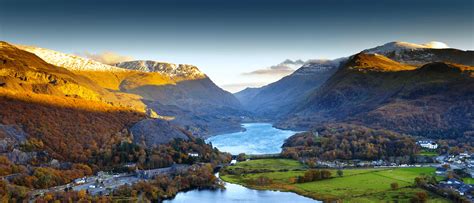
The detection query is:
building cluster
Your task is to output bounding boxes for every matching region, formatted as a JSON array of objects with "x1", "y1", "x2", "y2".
[
  {"x1": 436, "y1": 152, "x2": 474, "y2": 178},
  {"x1": 437, "y1": 178, "x2": 473, "y2": 201},
  {"x1": 434, "y1": 152, "x2": 474, "y2": 201}
]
